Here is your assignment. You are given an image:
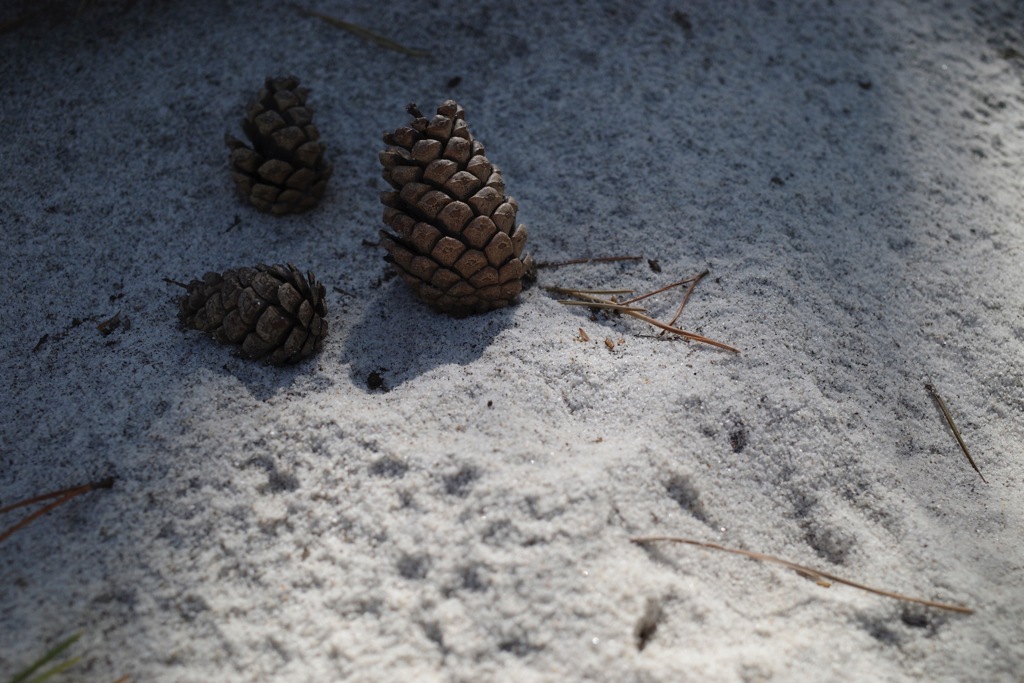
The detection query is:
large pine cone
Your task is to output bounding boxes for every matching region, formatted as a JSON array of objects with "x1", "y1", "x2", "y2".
[
  {"x1": 379, "y1": 100, "x2": 531, "y2": 317},
  {"x1": 178, "y1": 264, "x2": 328, "y2": 365},
  {"x1": 226, "y1": 76, "x2": 332, "y2": 215}
]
